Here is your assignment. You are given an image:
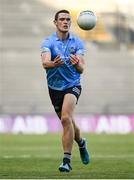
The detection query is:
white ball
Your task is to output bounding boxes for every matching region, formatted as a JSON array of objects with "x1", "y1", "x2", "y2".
[{"x1": 77, "y1": 10, "x2": 97, "y2": 30}]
